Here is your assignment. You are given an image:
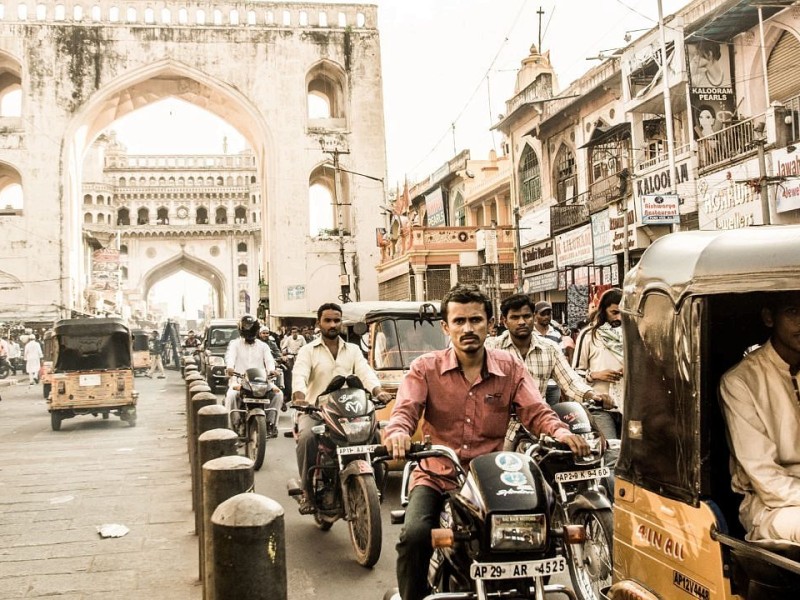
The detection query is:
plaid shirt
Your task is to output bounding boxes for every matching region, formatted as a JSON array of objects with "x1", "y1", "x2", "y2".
[{"x1": 486, "y1": 331, "x2": 593, "y2": 403}]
